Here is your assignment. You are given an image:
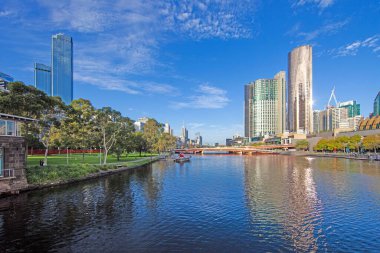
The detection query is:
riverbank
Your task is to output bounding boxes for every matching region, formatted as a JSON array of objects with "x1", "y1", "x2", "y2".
[
  {"x1": 0, "y1": 156, "x2": 163, "y2": 198},
  {"x1": 279, "y1": 151, "x2": 379, "y2": 161}
]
